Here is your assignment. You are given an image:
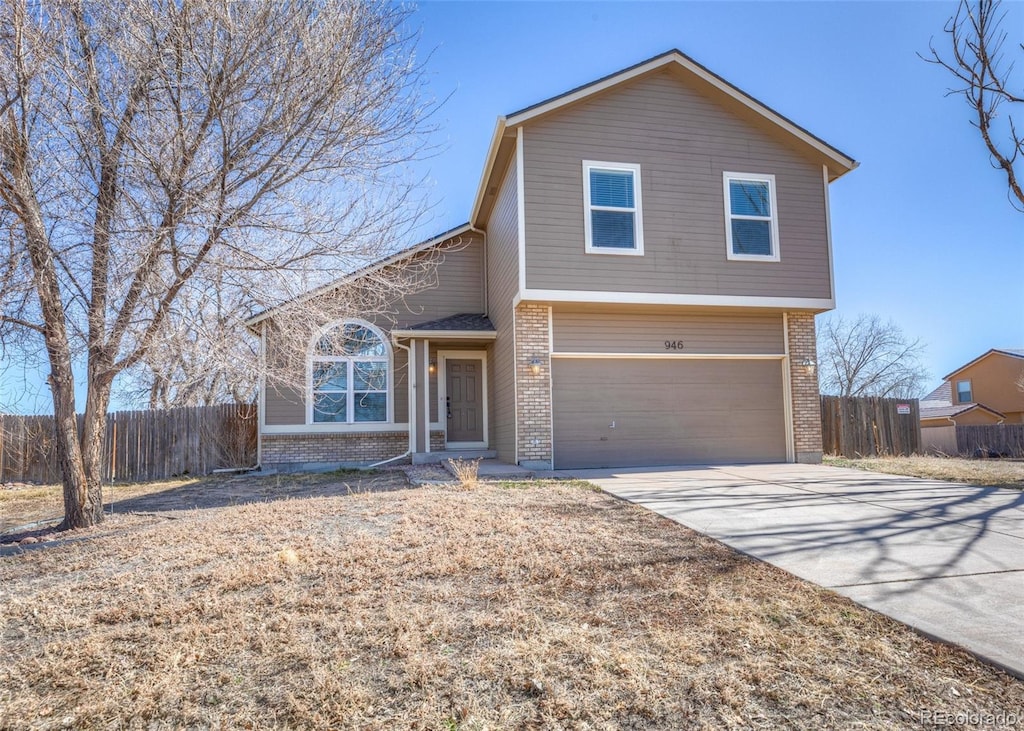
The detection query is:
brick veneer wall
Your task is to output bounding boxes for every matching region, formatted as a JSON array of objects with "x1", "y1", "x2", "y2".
[
  {"x1": 787, "y1": 312, "x2": 823, "y2": 464},
  {"x1": 514, "y1": 303, "x2": 553, "y2": 469},
  {"x1": 262, "y1": 429, "x2": 443, "y2": 469}
]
